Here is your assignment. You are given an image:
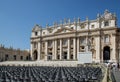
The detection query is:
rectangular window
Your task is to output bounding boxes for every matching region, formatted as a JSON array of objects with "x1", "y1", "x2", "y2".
[
  {"x1": 20, "y1": 56, "x2": 23, "y2": 60},
  {"x1": 48, "y1": 41, "x2": 52, "y2": 47},
  {"x1": 104, "y1": 35, "x2": 109, "y2": 43},
  {"x1": 57, "y1": 55, "x2": 60, "y2": 59},
  {"x1": 42, "y1": 43, "x2": 45, "y2": 48},
  {"x1": 71, "y1": 27, "x2": 74, "y2": 29},
  {"x1": 43, "y1": 32, "x2": 45, "y2": 34},
  {"x1": 70, "y1": 55, "x2": 73, "y2": 59},
  {"x1": 63, "y1": 39, "x2": 67, "y2": 45},
  {"x1": 81, "y1": 25, "x2": 85, "y2": 29},
  {"x1": 88, "y1": 45, "x2": 91, "y2": 51},
  {"x1": 35, "y1": 32, "x2": 38, "y2": 36},
  {"x1": 34, "y1": 43, "x2": 37, "y2": 48},
  {"x1": 26, "y1": 56, "x2": 29, "y2": 60},
  {"x1": 14, "y1": 55, "x2": 16, "y2": 60},
  {"x1": 91, "y1": 25, "x2": 95, "y2": 28},
  {"x1": 70, "y1": 39, "x2": 73, "y2": 45},
  {"x1": 57, "y1": 40, "x2": 60, "y2": 46},
  {"x1": 104, "y1": 21, "x2": 109, "y2": 26},
  {"x1": 5, "y1": 54, "x2": 9, "y2": 61},
  {"x1": 80, "y1": 37, "x2": 86, "y2": 44}
]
